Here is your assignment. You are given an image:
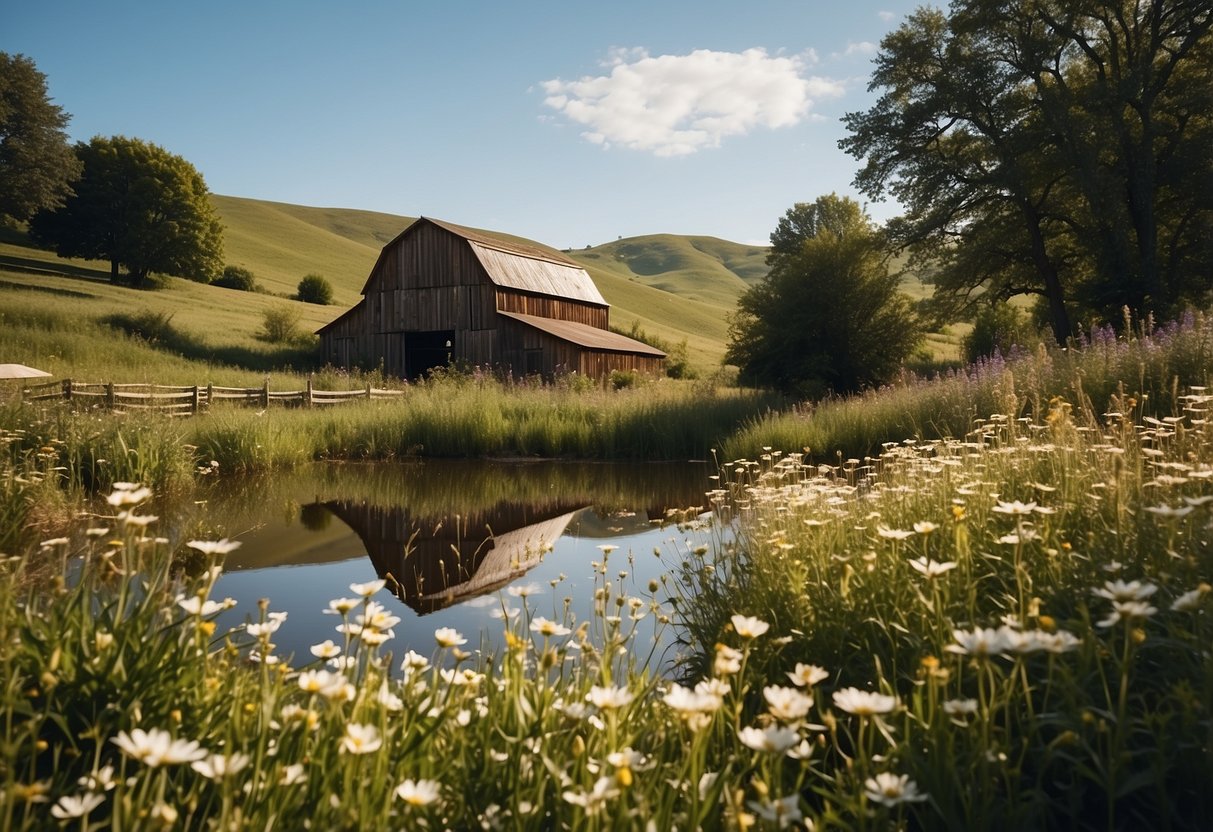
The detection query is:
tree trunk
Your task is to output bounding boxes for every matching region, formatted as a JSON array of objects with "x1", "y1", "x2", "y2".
[
  {"x1": 110, "y1": 258, "x2": 120, "y2": 285},
  {"x1": 1022, "y1": 201, "x2": 1072, "y2": 345}
]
